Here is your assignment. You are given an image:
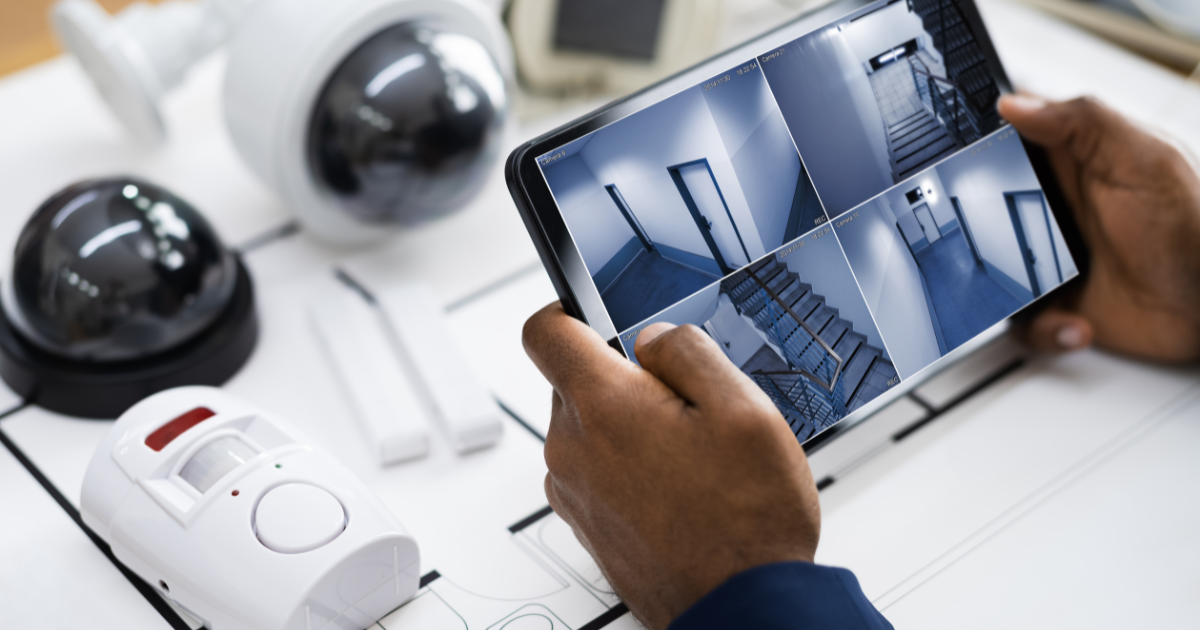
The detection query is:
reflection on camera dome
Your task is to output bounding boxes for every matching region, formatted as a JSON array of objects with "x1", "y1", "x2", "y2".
[
  {"x1": 3, "y1": 178, "x2": 236, "y2": 362},
  {"x1": 307, "y1": 22, "x2": 508, "y2": 226}
]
